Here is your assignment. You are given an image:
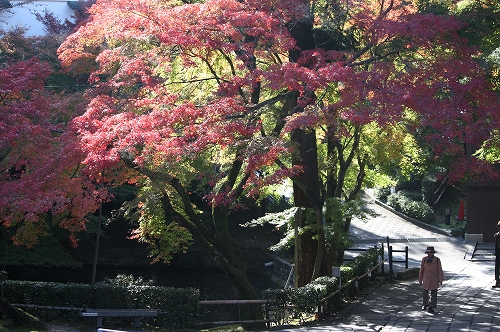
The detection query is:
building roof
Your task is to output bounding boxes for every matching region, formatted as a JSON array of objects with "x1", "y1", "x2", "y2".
[
  {"x1": 67, "y1": 1, "x2": 82, "y2": 10},
  {"x1": 0, "y1": 0, "x2": 12, "y2": 9}
]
